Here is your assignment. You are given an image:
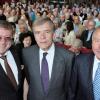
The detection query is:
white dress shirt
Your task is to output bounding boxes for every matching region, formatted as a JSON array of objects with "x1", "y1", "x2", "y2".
[
  {"x1": 86, "y1": 31, "x2": 93, "y2": 41},
  {"x1": 92, "y1": 56, "x2": 100, "y2": 81},
  {"x1": 39, "y1": 43, "x2": 55, "y2": 80},
  {"x1": 0, "y1": 50, "x2": 19, "y2": 84}
]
